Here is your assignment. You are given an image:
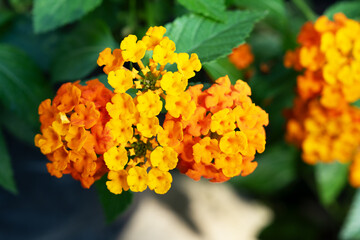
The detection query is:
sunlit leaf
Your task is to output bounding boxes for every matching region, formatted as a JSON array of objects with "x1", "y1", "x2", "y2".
[
  {"x1": 340, "y1": 189, "x2": 360, "y2": 240},
  {"x1": 166, "y1": 10, "x2": 266, "y2": 63},
  {"x1": 315, "y1": 161, "x2": 348, "y2": 206},
  {"x1": 177, "y1": 0, "x2": 227, "y2": 22}
]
